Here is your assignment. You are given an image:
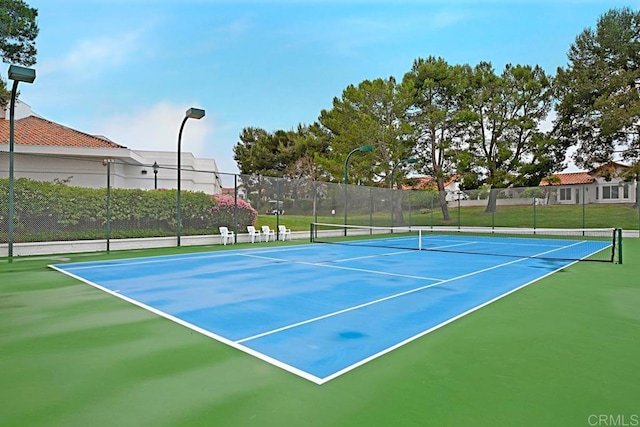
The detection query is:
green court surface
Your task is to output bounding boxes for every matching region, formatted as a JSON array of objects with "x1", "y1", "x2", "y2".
[{"x1": 1, "y1": 240, "x2": 639, "y2": 427}]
